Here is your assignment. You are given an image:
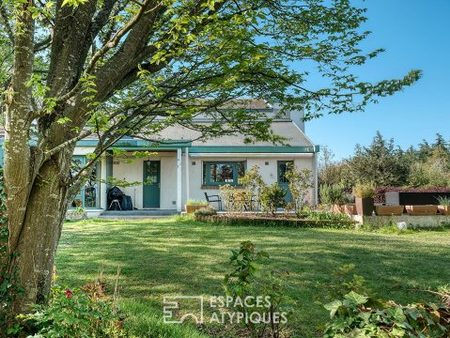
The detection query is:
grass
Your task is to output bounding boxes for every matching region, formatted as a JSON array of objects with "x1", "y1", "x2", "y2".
[{"x1": 56, "y1": 217, "x2": 450, "y2": 337}]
